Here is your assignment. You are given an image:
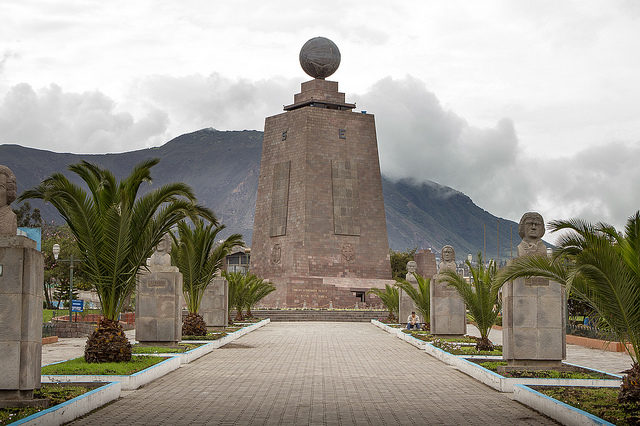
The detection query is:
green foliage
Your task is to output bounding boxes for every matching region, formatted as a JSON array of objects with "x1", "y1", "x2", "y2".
[
  {"x1": 244, "y1": 275, "x2": 276, "y2": 317},
  {"x1": 171, "y1": 218, "x2": 243, "y2": 314},
  {"x1": 395, "y1": 272, "x2": 431, "y2": 325},
  {"x1": 222, "y1": 271, "x2": 274, "y2": 321},
  {"x1": 20, "y1": 159, "x2": 213, "y2": 322},
  {"x1": 496, "y1": 212, "x2": 640, "y2": 367},
  {"x1": 389, "y1": 248, "x2": 417, "y2": 280},
  {"x1": 40, "y1": 355, "x2": 164, "y2": 375},
  {"x1": 439, "y1": 252, "x2": 501, "y2": 348},
  {"x1": 368, "y1": 284, "x2": 399, "y2": 321},
  {"x1": 12, "y1": 201, "x2": 42, "y2": 227}
]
